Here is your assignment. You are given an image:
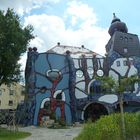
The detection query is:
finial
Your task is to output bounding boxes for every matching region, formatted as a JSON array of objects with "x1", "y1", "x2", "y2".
[{"x1": 113, "y1": 13, "x2": 116, "y2": 18}]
